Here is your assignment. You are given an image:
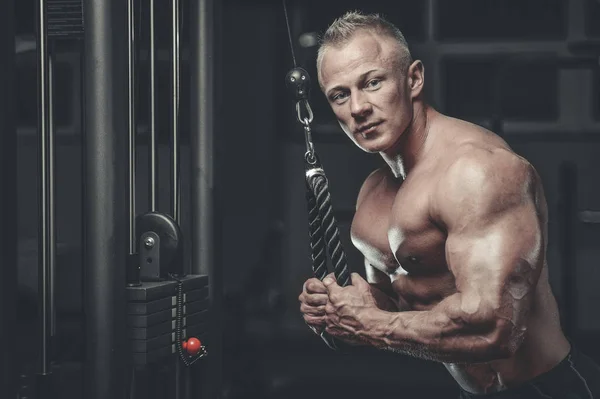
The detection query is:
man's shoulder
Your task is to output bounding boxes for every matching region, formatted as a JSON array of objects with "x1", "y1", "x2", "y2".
[
  {"x1": 355, "y1": 167, "x2": 389, "y2": 208},
  {"x1": 362, "y1": 167, "x2": 388, "y2": 185},
  {"x1": 434, "y1": 143, "x2": 537, "y2": 217},
  {"x1": 445, "y1": 141, "x2": 532, "y2": 183}
]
